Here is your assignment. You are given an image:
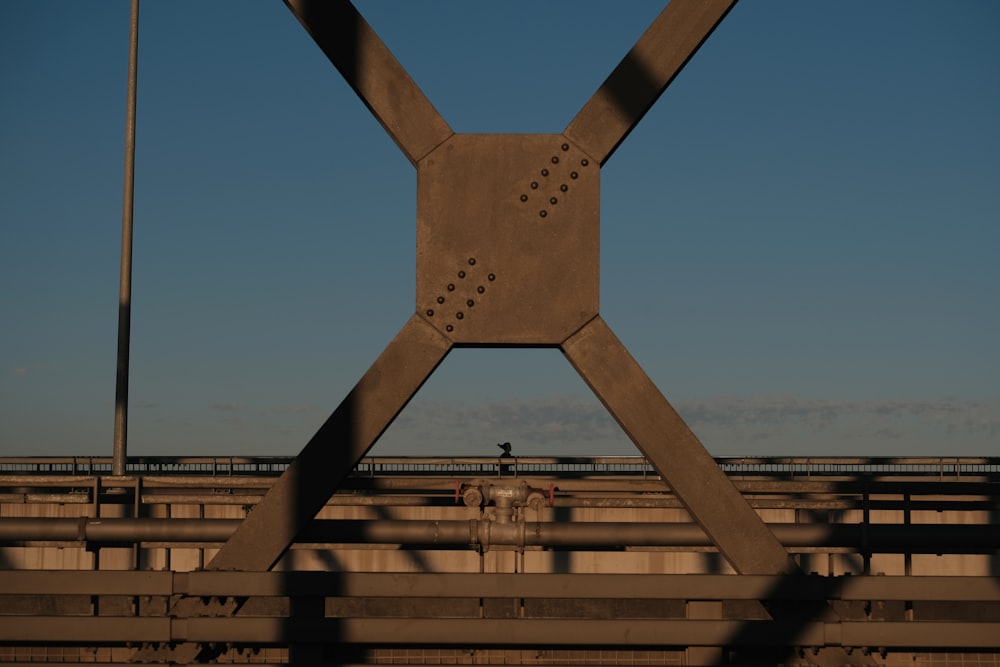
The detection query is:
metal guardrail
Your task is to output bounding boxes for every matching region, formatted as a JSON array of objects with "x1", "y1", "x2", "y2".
[
  {"x1": 0, "y1": 456, "x2": 292, "y2": 477},
  {"x1": 0, "y1": 455, "x2": 997, "y2": 478},
  {"x1": 1, "y1": 572, "x2": 999, "y2": 649}
]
